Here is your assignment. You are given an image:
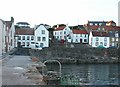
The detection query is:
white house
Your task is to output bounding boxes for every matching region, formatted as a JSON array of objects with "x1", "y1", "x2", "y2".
[
  {"x1": 34, "y1": 24, "x2": 49, "y2": 48},
  {"x1": 53, "y1": 26, "x2": 72, "y2": 41},
  {"x1": 70, "y1": 30, "x2": 89, "y2": 43},
  {"x1": 0, "y1": 19, "x2": 6, "y2": 56},
  {"x1": 89, "y1": 31, "x2": 110, "y2": 48},
  {"x1": 15, "y1": 28, "x2": 34, "y2": 48}
]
